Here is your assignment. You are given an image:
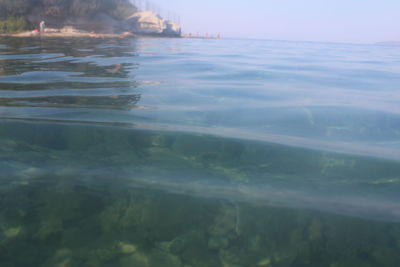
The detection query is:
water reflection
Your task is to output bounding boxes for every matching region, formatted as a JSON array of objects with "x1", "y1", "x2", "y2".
[
  {"x1": 0, "y1": 37, "x2": 141, "y2": 110},
  {"x1": 0, "y1": 94, "x2": 141, "y2": 109},
  {"x1": 1, "y1": 37, "x2": 400, "y2": 161}
]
